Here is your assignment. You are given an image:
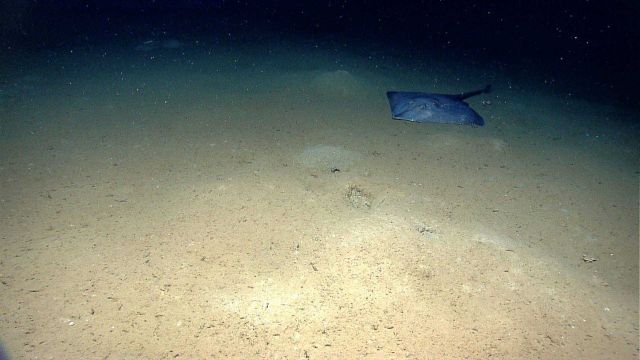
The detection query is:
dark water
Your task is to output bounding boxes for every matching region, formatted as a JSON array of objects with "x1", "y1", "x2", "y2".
[{"x1": 1, "y1": 1, "x2": 638, "y2": 106}]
